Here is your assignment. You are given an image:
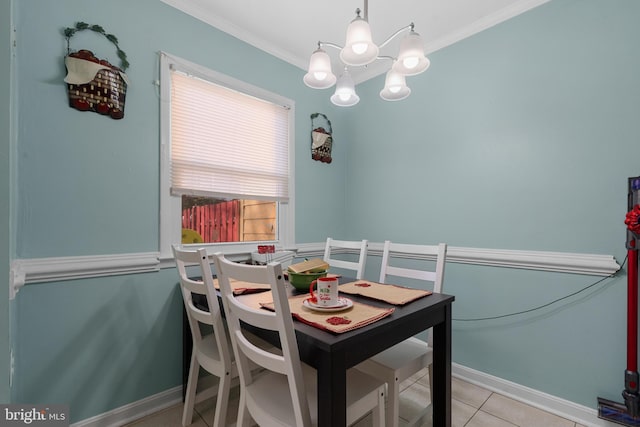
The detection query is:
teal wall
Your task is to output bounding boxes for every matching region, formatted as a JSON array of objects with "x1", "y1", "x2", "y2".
[
  {"x1": 6, "y1": 0, "x2": 640, "y2": 422},
  {"x1": 0, "y1": 0, "x2": 13, "y2": 404},
  {"x1": 9, "y1": 0, "x2": 346, "y2": 421},
  {"x1": 346, "y1": 0, "x2": 639, "y2": 409},
  {"x1": 14, "y1": 0, "x2": 345, "y2": 259}
]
